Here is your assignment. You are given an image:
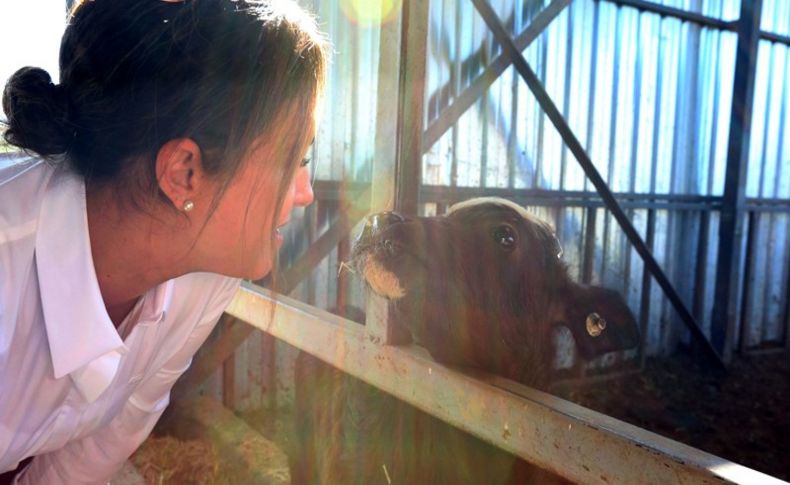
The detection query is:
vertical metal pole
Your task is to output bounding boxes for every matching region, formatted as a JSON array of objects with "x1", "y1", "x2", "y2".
[
  {"x1": 584, "y1": 1, "x2": 600, "y2": 193},
  {"x1": 582, "y1": 207, "x2": 597, "y2": 284},
  {"x1": 738, "y1": 211, "x2": 757, "y2": 352},
  {"x1": 451, "y1": 0, "x2": 462, "y2": 187},
  {"x1": 394, "y1": 0, "x2": 430, "y2": 216},
  {"x1": 559, "y1": 3, "x2": 574, "y2": 190},
  {"x1": 710, "y1": 0, "x2": 763, "y2": 361},
  {"x1": 366, "y1": 0, "x2": 429, "y2": 344},
  {"x1": 364, "y1": 5, "x2": 403, "y2": 345},
  {"x1": 784, "y1": 252, "x2": 790, "y2": 349},
  {"x1": 692, "y1": 210, "x2": 710, "y2": 321},
  {"x1": 534, "y1": 29, "x2": 548, "y2": 189},
  {"x1": 639, "y1": 208, "x2": 656, "y2": 366}
]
